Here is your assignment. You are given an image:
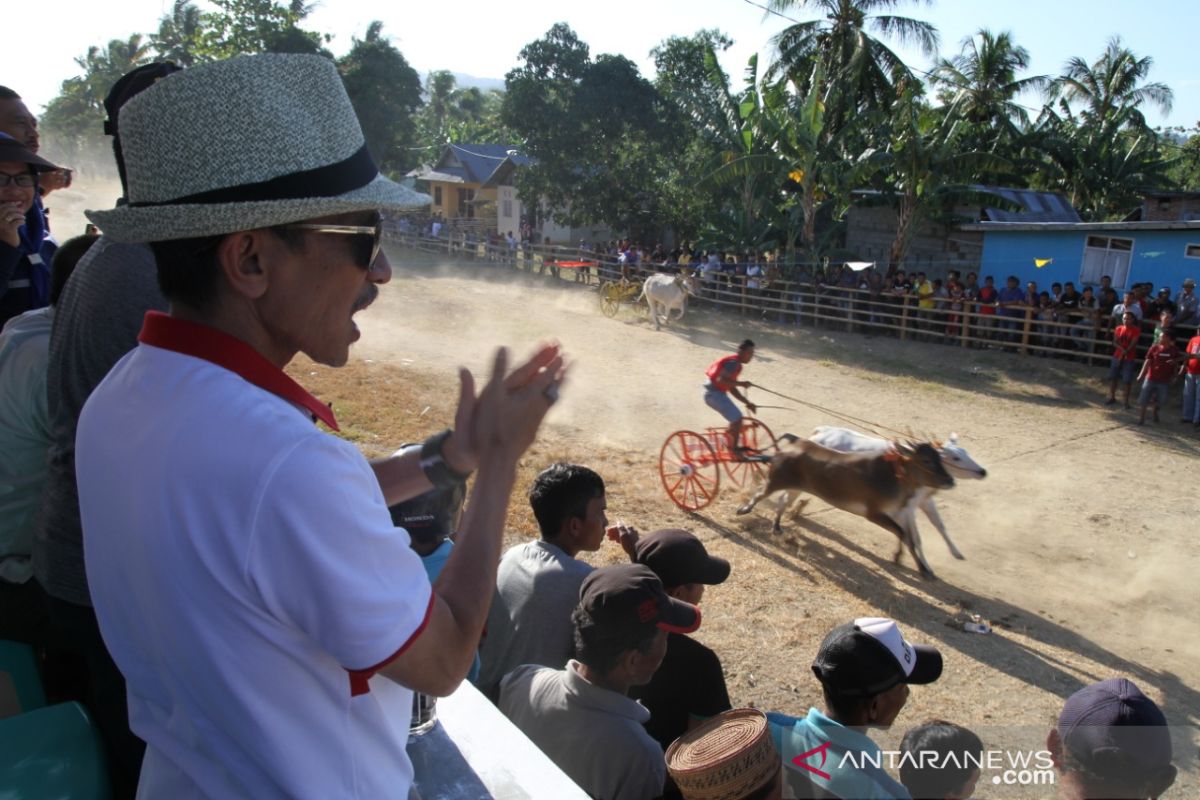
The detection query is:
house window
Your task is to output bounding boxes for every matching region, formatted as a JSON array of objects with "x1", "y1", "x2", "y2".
[
  {"x1": 502, "y1": 199, "x2": 512, "y2": 218},
  {"x1": 433, "y1": 186, "x2": 442, "y2": 206},
  {"x1": 1080, "y1": 235, "x2": 1134, "y2": 288},
  {"x1": 1186, "y1": 243, "x2": 1200, "y2": 259}
]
